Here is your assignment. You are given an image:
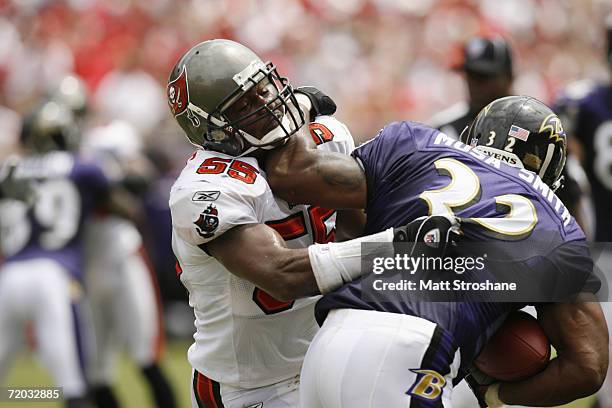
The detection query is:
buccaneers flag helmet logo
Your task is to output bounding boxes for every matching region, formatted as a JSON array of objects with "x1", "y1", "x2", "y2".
[{"x1": 167, "y1": 65, "x2": 189, "y2": 116}]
